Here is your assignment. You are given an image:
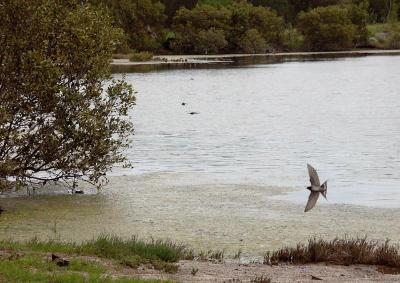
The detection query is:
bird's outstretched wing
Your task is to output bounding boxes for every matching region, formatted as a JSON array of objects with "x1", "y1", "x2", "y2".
[
  {"x1": 304, "y1": 191, "x2": 320, "y2": 212},
  {"x1": 307, "y1": 164, "x2": 320, "y2": 186}
]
